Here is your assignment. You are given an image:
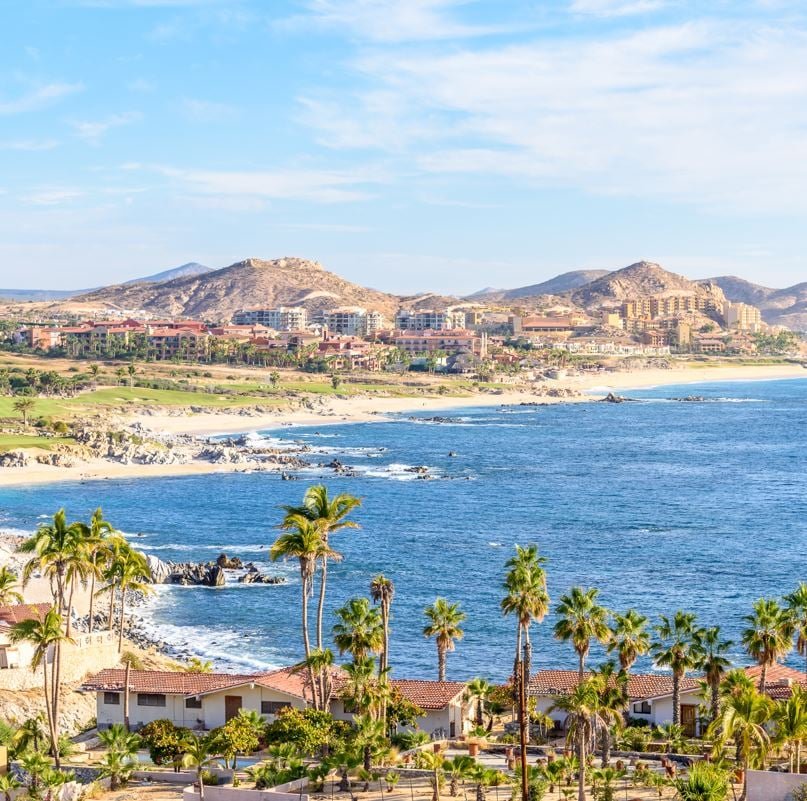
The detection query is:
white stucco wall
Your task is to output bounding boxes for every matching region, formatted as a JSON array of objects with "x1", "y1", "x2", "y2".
[{"x1": 747, "y1": 769, "x2": 807, "y2": 801}]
